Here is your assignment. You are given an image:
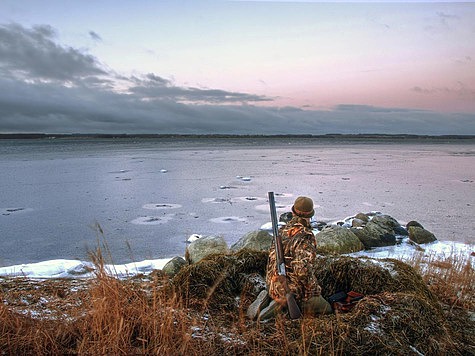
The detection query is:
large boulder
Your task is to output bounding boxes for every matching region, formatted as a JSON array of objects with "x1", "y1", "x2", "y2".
[
  {"x1": 354, "y1": 212, "x2": 369, "y2": 223},
  {"x1": 351, "y1": 214, "x2": 399, "y2": 248},
  {"x1": 185, "y1": 235, "x2": 229, "y2": 264},
  {"x1": 408, "y1": 226, "x2": 437, "y2": 244},
  {"x1": 231, "y1": 230, "x2": 273, "y2": 252},
  {"x1": 315, "y1": 226, "x2": 364, "y2": 254},
  {"x1": 371, "y1": 214, "x2": 401, "y2": 230},
  {"x1": 162, "y1": 256, "x2": 187, "y2": 277}
]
